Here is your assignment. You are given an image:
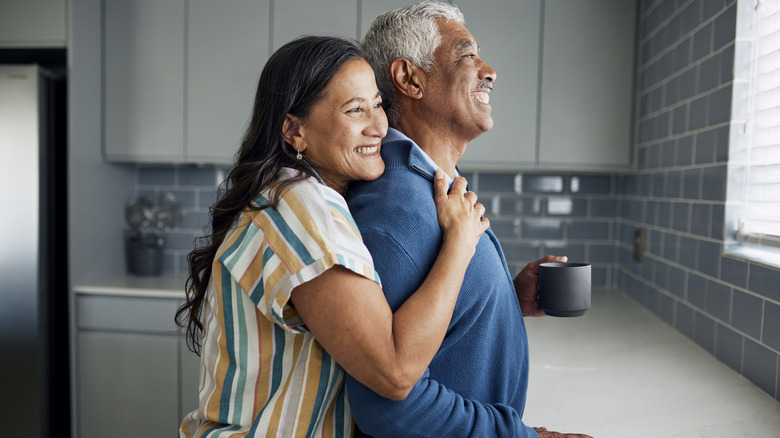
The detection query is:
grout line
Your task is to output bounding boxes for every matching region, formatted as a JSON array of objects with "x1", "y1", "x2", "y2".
[{"x1": 619, "y1": 266, "x2": 780, "y2": 356}]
